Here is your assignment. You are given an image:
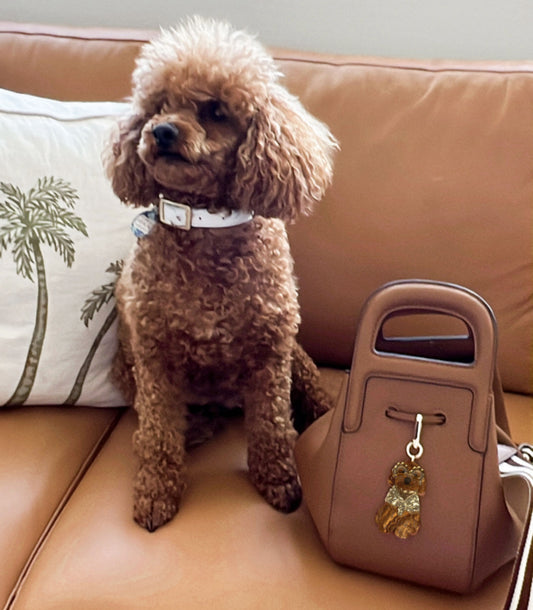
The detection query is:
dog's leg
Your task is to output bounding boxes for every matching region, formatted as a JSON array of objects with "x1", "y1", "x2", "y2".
[
  {"x1": 243, "y1": 355, "x2": 302, "y2": 512},
  {"x1": 131, "y1": 362, "x2": 188, "y2": 532},
  {"x1": 290, "y1": 342, "x2": 333, "y2": 433},
  {"x1": 394, "y1": 514, "x2": 421, "y2": 539},
  {"x1": 375, "y1": 502, "x2": 401, "y2": 533}
]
